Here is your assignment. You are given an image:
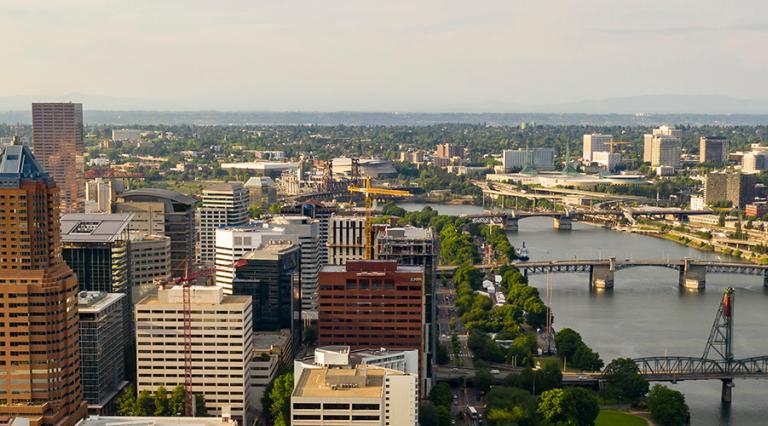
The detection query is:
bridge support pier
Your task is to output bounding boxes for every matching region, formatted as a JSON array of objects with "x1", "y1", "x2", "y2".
[
  {"x1": 590, "y1": 265, "x2": 614, "y2": 289},
  {"x1": 505, "y1": 218, "x2": 519, "y2": 232},
  {"x1": 553, "y1": 217, "x2": 572, "y2": 230},
  {"x1": 721, "y1": 378, "x2": 734, "y2": 404},
  {"x1": 679, "y1": 260, "x2": 706, "y2": 290}
]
